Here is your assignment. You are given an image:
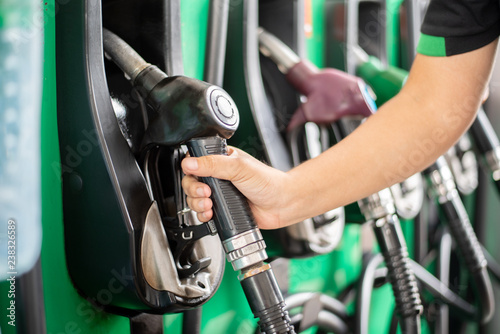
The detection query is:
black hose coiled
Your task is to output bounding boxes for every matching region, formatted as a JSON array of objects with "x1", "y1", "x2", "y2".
[
  {"x1": 383, "y1": 247, "x2": 423, "y2": 319},
  {"x1": 256, "y1": 302, "x2": 295, "y2": 334}
]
